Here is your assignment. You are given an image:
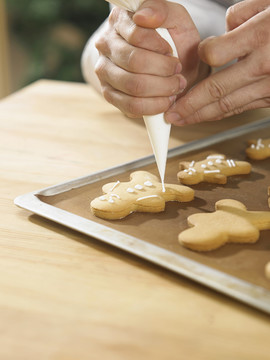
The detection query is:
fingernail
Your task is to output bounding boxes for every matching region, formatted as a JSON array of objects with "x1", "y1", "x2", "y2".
[
  {"x1": 177, "y1": 76, "x2": 187, "y2": 93},
  {"x1": 165, "y1": 112, "x2": 181, "y2": 123},
  {"x1": 135, "y1": 7, "x2": 154, "y2": 18},
  {"x1": 169, "y1": 95, "x2": 177, "y2": 104},
  {"x1": 175, "y1": 62, "x2": 182, "y2": 74}
]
